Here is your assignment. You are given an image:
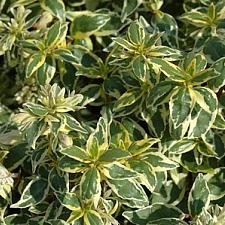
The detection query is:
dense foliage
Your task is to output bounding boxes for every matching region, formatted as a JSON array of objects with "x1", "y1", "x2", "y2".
[{"x1": 1, "y1": 0, "x2": 225, "y2": 224}]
